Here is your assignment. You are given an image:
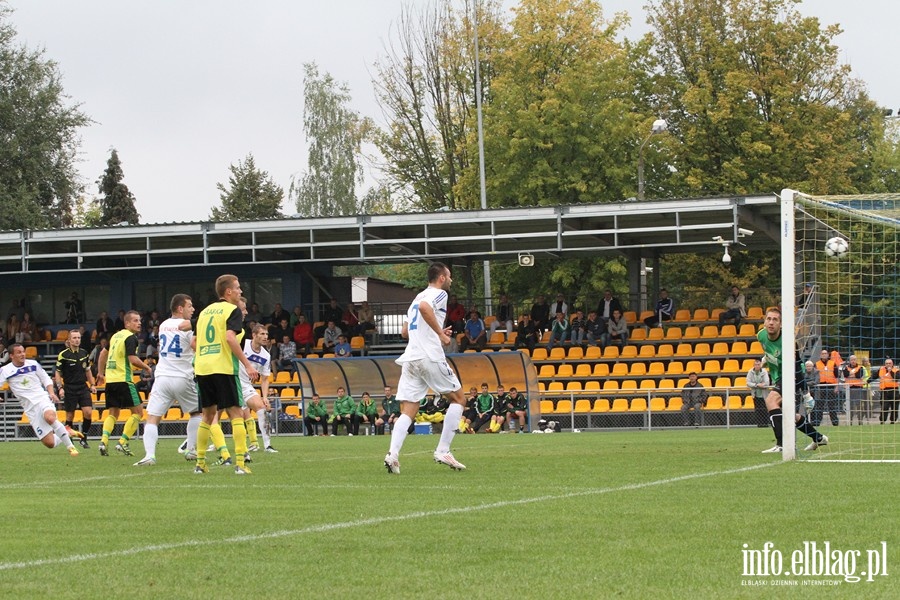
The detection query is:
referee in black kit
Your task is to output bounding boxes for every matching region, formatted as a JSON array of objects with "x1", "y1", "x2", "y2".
[{"x1": 54, "y1": 329, "x2": 97, "y2": 448}]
